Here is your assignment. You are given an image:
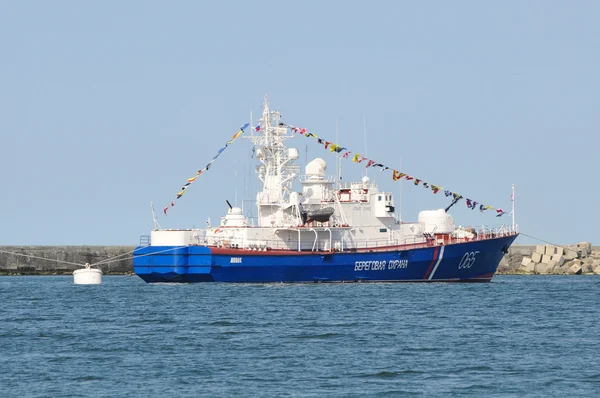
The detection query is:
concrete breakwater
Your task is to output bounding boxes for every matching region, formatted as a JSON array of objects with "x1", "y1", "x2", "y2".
[
  {"x1": 498, "y1": 242, "x2": 600, "y2": 275},
  {"x1": 0, "y1": 246, "x2": 135, "y2": 275},
  {"x1": 0, "y1": 244, "x2": 597, "y2": 276}
]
